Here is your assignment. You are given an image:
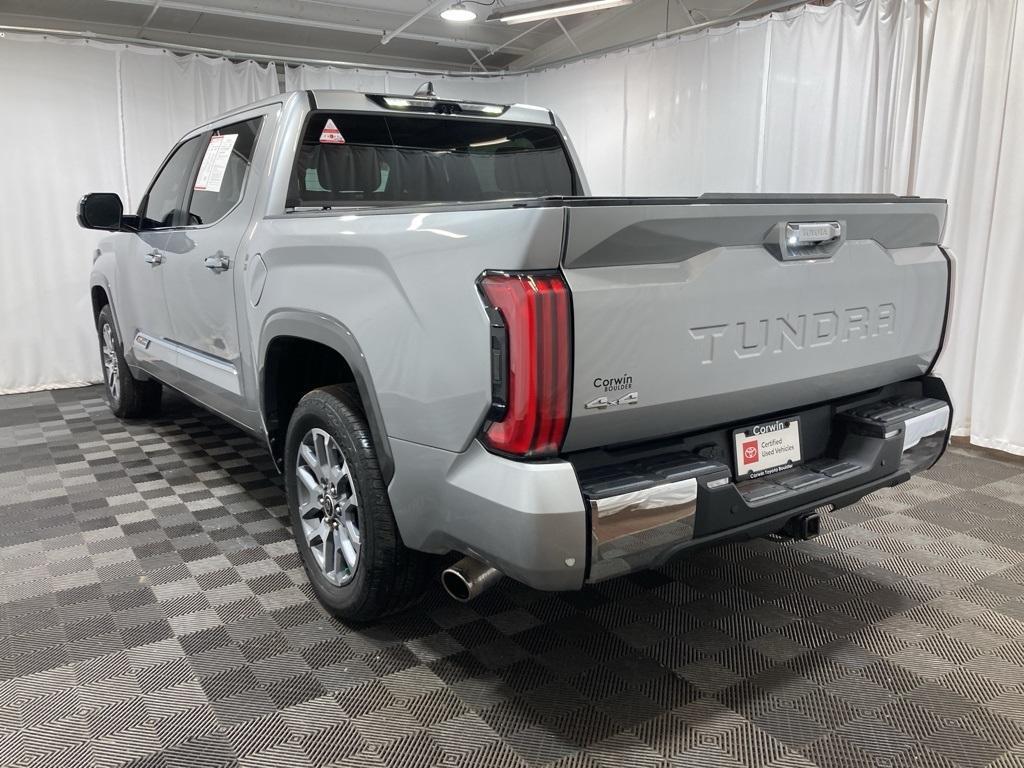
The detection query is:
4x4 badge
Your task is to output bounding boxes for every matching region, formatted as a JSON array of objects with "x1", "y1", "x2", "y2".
[{"x1": 585, "y1": 392, "x2": 639, "y2": 410}]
